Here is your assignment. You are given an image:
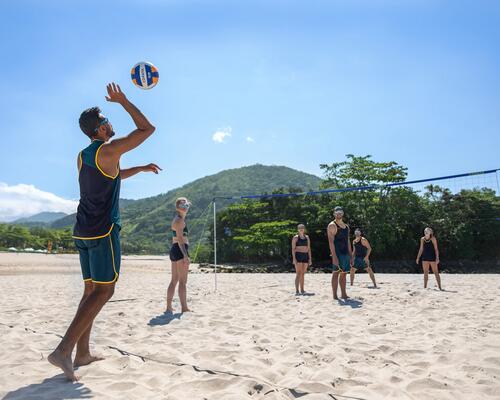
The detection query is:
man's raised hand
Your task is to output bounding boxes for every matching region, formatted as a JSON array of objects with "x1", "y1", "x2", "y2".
[{"x1": 105, "y1": 82, "x2": 127, "y2": 104}]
